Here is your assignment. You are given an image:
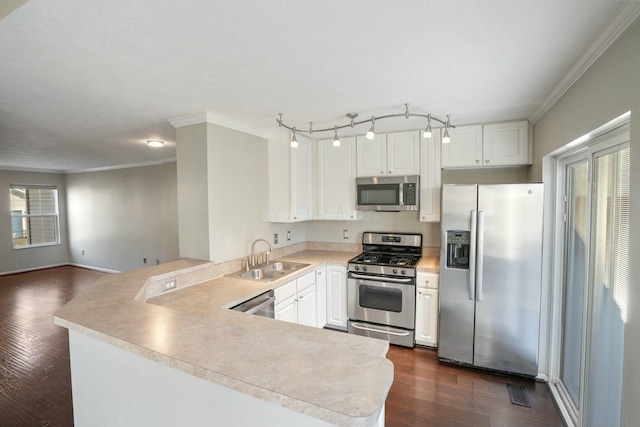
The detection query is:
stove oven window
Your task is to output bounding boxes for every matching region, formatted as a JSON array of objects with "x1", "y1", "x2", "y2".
[{"x1": 359, "y1": 285, "x2": 403, "y2": 312}]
